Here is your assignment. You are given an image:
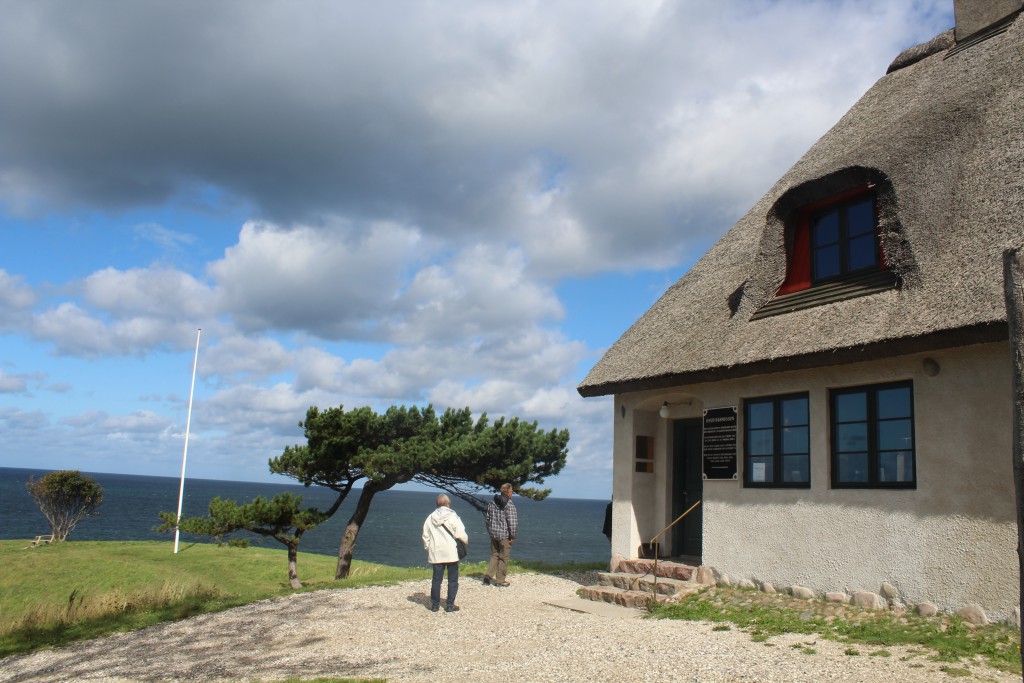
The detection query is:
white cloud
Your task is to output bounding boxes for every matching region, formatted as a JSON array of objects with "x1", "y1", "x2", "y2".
[
  {"x1": 0, "y1": 406, "x2": 50, "y2": 431},
  {"x1": 209, "y1": 221, "x2": 421, "y2": 339},
  {"x1": 394, "y1": 244, "x2": 563, "y2": 344},
  {"x1": 292, "y1": 347, "x2": 348, "y2": 393},
  {"x1": 31, "y1": 302, "x2": 201, "y2": 357},
  {"x1": 0, "y1": 269, "x2": 37, "y2": 330},
  {"x1": 32, "y1": 303, "x2": 111, "y2": 354},
  {"x1": 201, "y1": 334, "x2": 292, "y2": 382},
  {"x1": 0, "y1": 370, "x2": 28, "y2": 393},
  {"x1": 0, "y1": 1, "x2": 951, "y2": 274},
  {"x1": 429, "y1": 378, "x2": 529, "y2": 415},
  {"x1": 0, "y1": 269, "x2": 36, "y2": 308},
  {"x1": 134, "y1": 223, "x2": 197, "y2": 250},
  {"x1": 198, "y1": 382, "x2": 326, "y2": 435},
  {"x1": 81, "y1": 267, "x2": 212, "y2": 319}
]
